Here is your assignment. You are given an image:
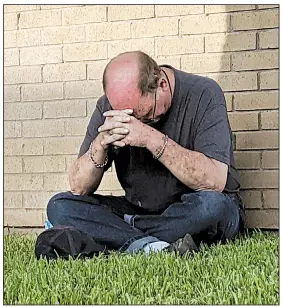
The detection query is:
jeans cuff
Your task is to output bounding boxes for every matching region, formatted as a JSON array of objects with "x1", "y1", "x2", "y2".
[{"x1": 119, "y1": 235, "x2": 160, "y2": 254}]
